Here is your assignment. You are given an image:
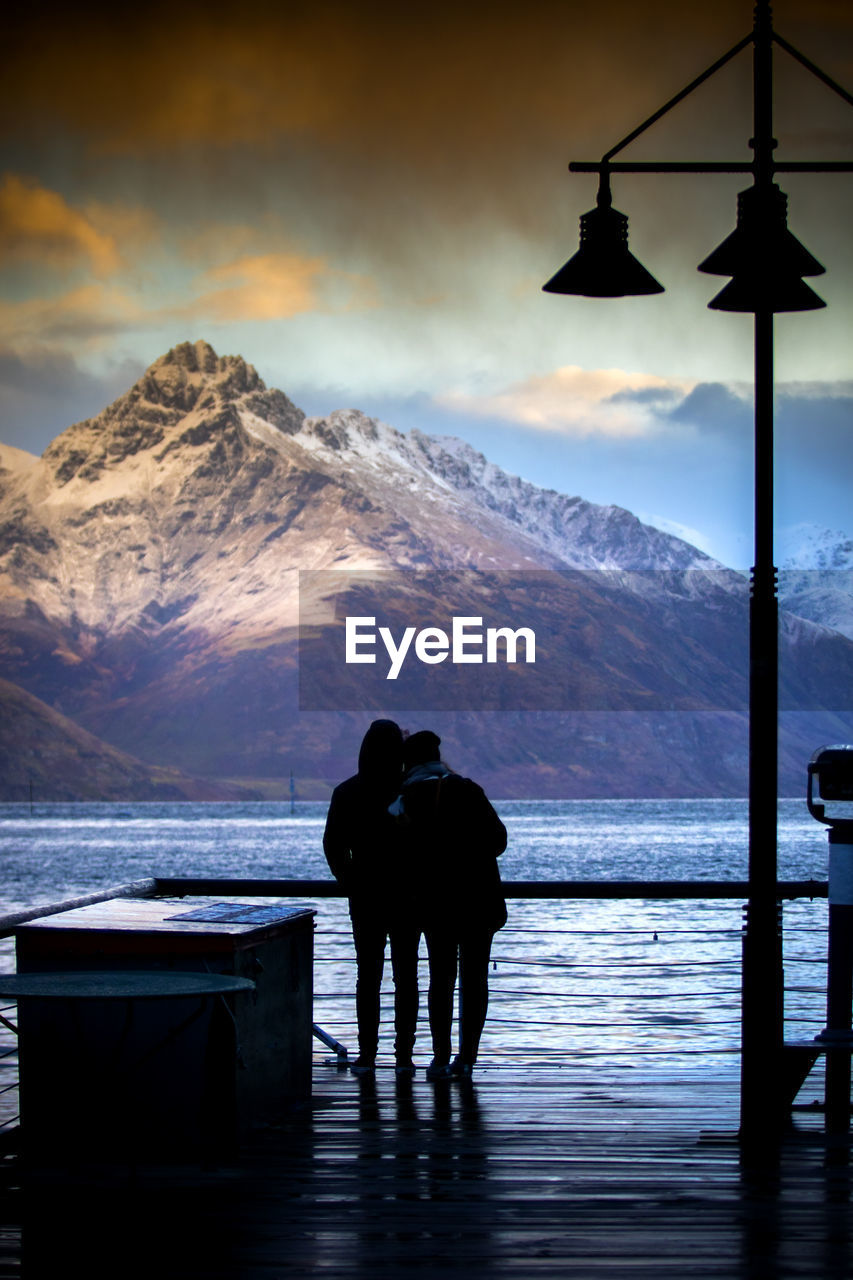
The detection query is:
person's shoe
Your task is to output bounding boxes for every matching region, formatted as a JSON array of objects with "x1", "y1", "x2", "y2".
[
  {"x1": 394, "y1": 1060, "x2": 416, "y2": 1078},
  {"x1": 450, "y1": 1056, "x2": 474, "y2": 1080},
  {"x1": 350, "y1": 1056, "x2": 376, "y2": 1076},
  {"x1": 426, "y1": 1058, "x2": 453, "y2": 1081}
]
